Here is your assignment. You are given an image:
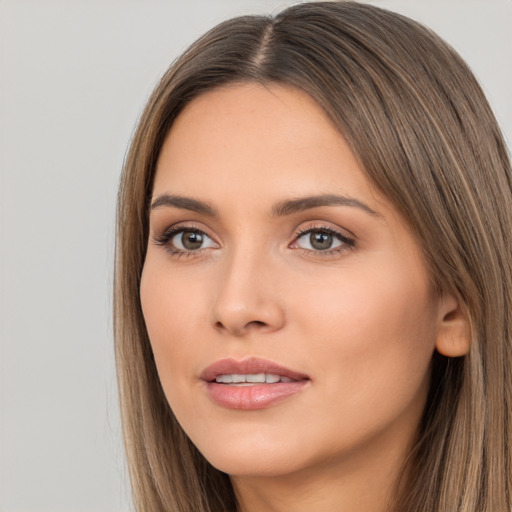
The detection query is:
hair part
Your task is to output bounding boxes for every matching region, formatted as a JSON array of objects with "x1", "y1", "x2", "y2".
[{"x1": 114, "y1": 2, "x2": 512, "y2": 511}]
